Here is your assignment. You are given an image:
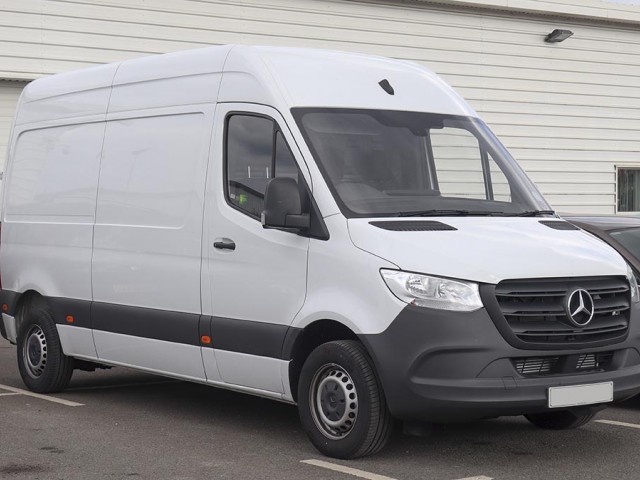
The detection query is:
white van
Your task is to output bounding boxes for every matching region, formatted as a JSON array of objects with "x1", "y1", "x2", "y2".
[{"x1": 1, "y1": 45, "x2": 640, "y2": 459}]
